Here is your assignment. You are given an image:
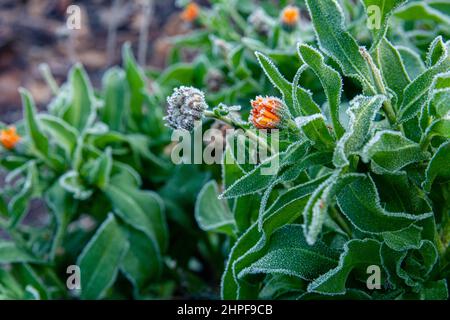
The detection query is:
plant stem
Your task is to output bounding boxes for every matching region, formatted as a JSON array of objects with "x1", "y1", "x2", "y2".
[
  {"x1": 360, "y1": 47, "x2": 402, "y2": 131},
  {"x1": 204, "y1": 110, "x2": 275, "y2": 154},
  {"x1": 330, "y1": 206, "x2": 352, "y2": 237}
]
